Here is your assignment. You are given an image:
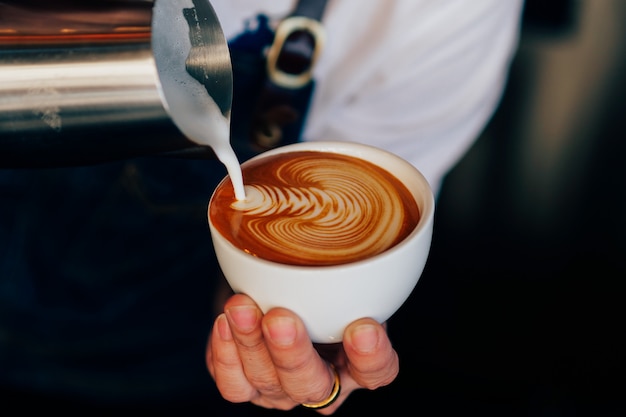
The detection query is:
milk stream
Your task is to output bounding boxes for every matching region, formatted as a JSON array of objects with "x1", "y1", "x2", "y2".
[
  {"x1": 172, "y1": 106, "x2": 246, "y2": 201},
  {"x1": 153, "y1": 0, "x2": 246, "y2": 201},
  {"x1": 173, "y1": 100, "x2": 246, "y2": 202},
  {"x1": 203, "y1": 117, "x2": 247, "y2": 201}
]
